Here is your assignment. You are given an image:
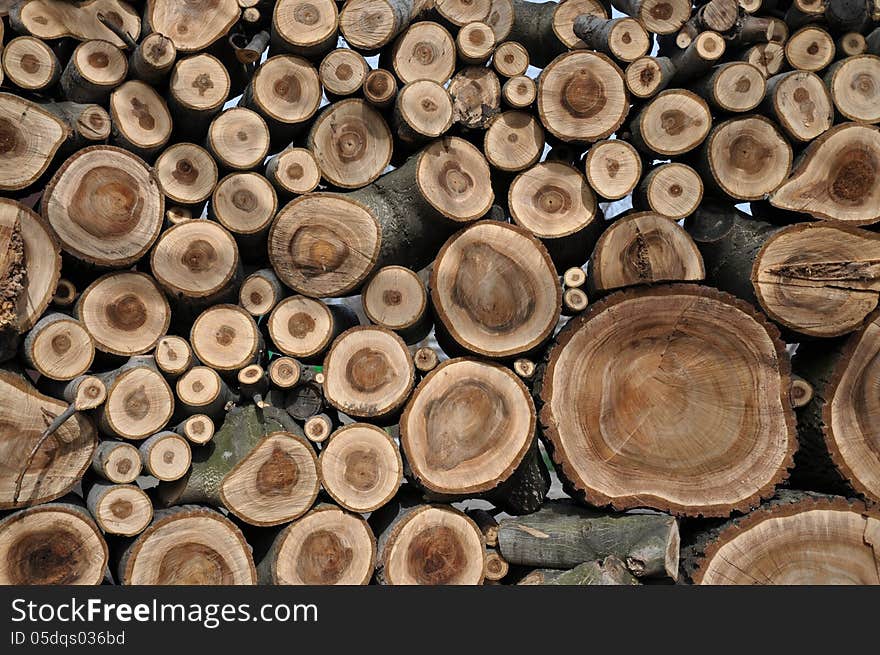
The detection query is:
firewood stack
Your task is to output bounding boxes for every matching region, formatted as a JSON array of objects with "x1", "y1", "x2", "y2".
[{"x1": 1, "y1": 0, "x2": 879, "y2": 586}]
